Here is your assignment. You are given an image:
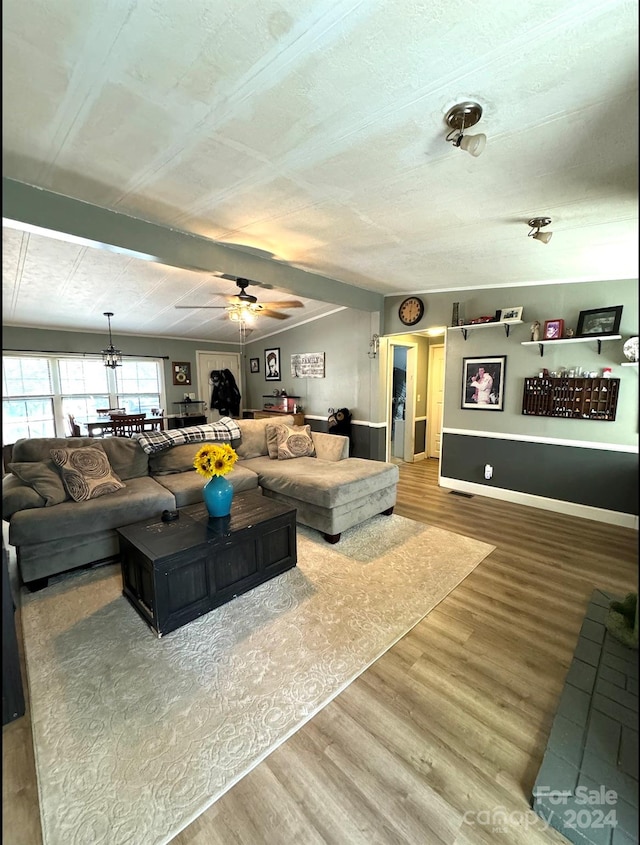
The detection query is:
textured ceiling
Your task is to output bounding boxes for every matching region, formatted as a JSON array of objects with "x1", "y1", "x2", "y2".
[{"x1": 2, "y1": 0, "x2": 638, "y2": 343}]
